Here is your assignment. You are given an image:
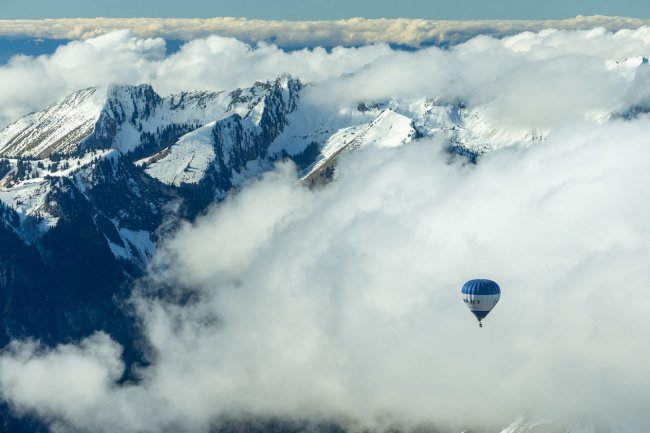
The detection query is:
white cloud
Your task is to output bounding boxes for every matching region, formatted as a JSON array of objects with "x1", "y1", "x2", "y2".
[
  {"x1": 0, "y1": 30, "x2": 168, "y2": 129},
  {"x1": 0, "y1": 30, "x2": 391, "y2": 128},
  {"x1": 1, "y1": 26, "x2": 650, "y2": 433},
  {"x1": 0, "y1": 333, "x2": 123, "y2": 423},
  {"x1": 2, "y1": 16, "x2": 650, "y2": 48},
  {"x1": 2, "y1": 26, "x2": 650, "y2": 130},
  {"x1": 1, "y1": 119, "x2": 650, "y2": 432}
]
